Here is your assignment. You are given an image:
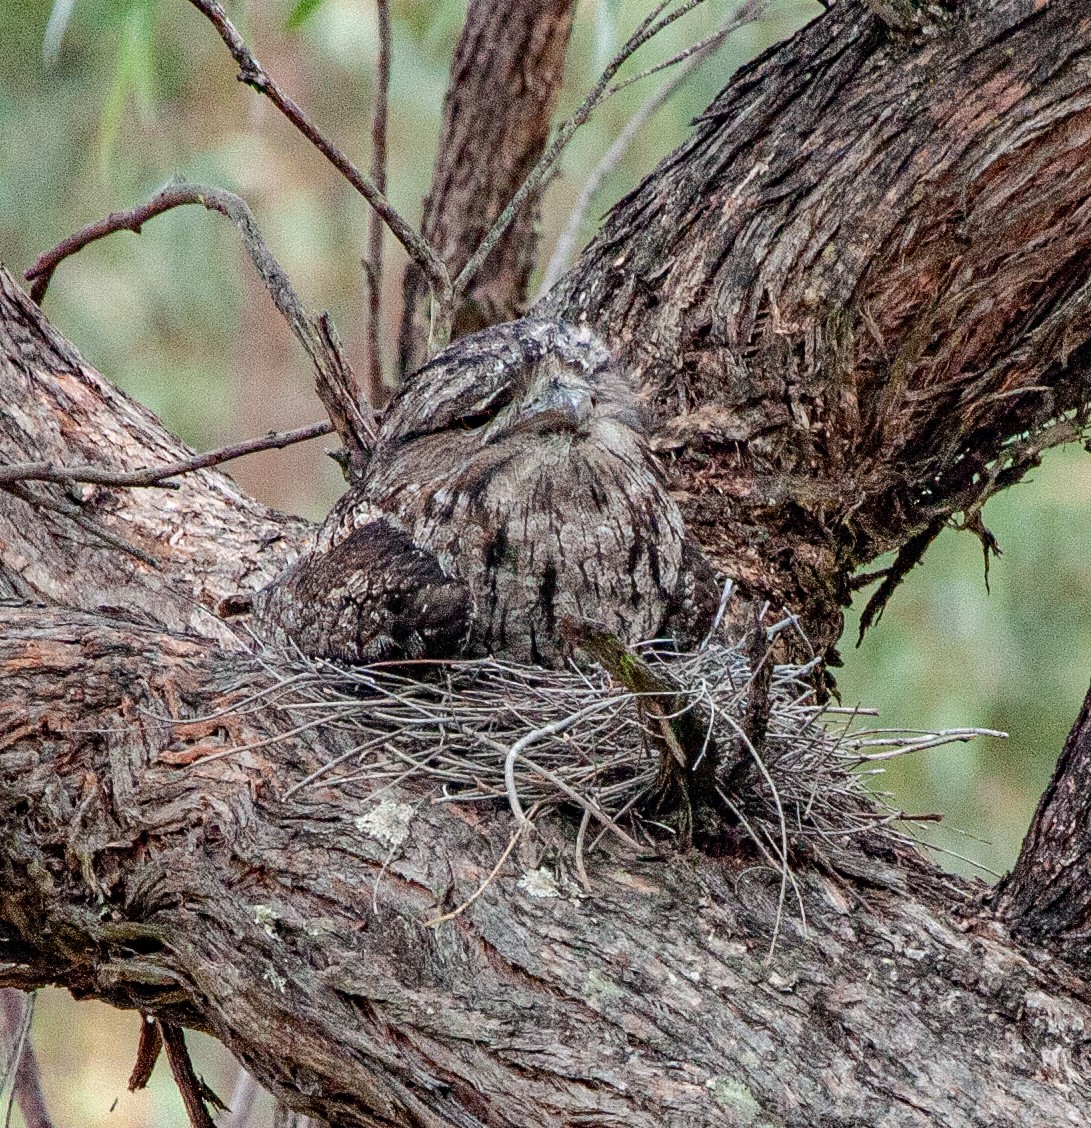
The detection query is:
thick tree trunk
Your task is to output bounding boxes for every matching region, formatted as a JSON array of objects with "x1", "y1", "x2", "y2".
[
  {"x1": 6, "y1": 0, "x2": 1091, "y2": 1124},
  {"x1": 541, "y1": 0, "x2": 1091, "y2": 653},
  {"x1": 5, "y1": 601, "x2": 1091, "y2": 1127}
]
